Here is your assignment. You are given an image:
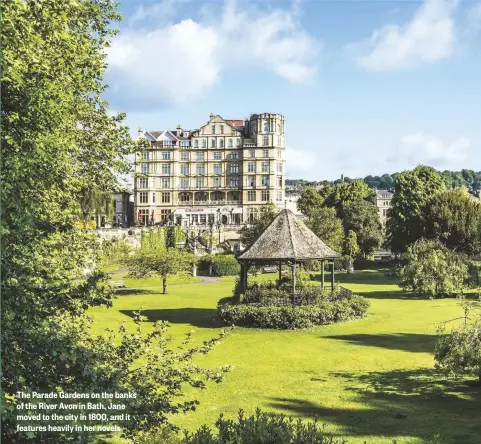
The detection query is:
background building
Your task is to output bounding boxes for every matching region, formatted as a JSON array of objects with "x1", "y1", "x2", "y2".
[
  {"x1": 134, "y1": 113, "x2": 286, "y2": 227},
  {"x1": 375, "y1": 189, "x2": 393, "y2": 225}
]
